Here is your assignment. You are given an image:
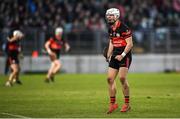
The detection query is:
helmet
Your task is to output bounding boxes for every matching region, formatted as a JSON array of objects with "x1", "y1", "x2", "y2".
[
  {"x1": 13, "y1": 30, "x2": 23, "y2": 37},
  {"x1": 55, "y1": 27, "x2": 63, "y2": 35},
  {"x1": 105, "y1": 8, "x2": 120, "y2": 24},
  {"x1": 106, "y1": 8, "x2": 120, "y2": 19}
]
